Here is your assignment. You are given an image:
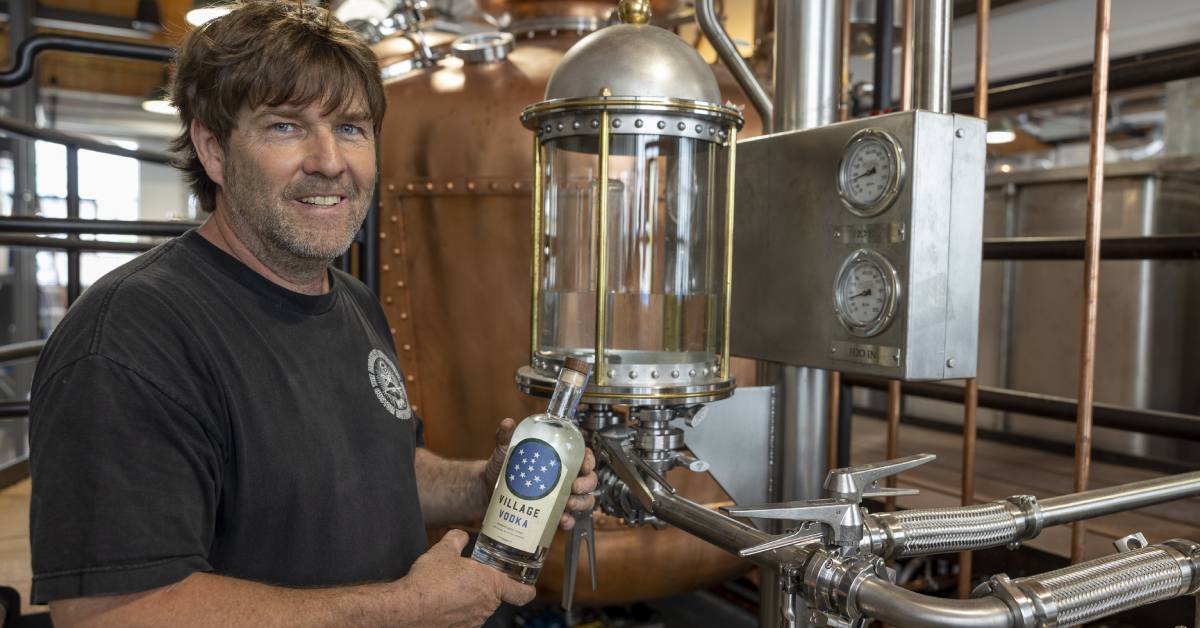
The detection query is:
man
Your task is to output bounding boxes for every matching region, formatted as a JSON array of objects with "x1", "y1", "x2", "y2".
[{"x1": 27, "y1": 2, "x2": 596, "y2": 626}]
